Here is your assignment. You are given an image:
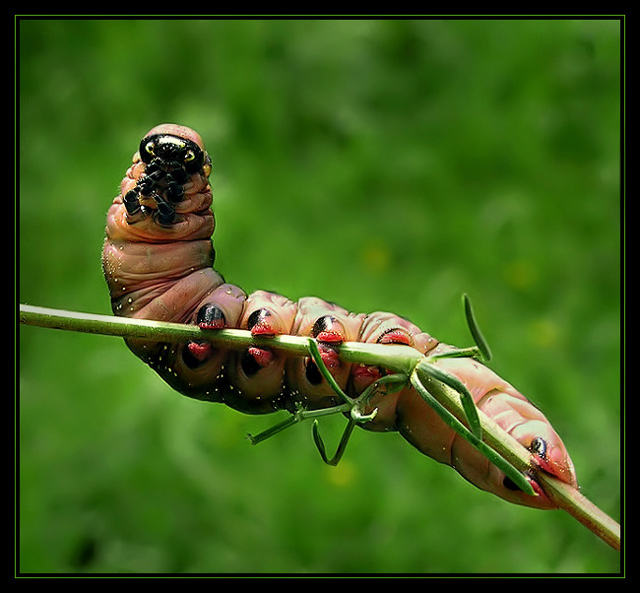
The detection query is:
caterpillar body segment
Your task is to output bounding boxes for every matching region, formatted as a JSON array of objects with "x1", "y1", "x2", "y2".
[{"x1": 102, "y1": 123, "x2": 578, "y2": 509}]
